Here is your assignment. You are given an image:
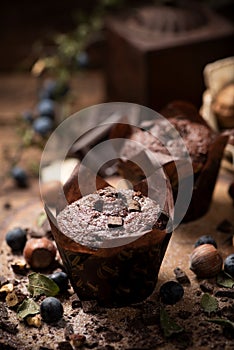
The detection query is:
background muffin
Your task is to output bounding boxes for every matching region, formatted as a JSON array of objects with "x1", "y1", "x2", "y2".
[{"x1": 110, "y1": 101, "x2": 228, "y2": 222}]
